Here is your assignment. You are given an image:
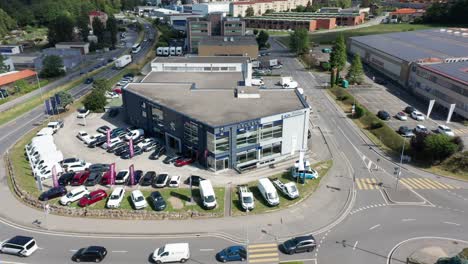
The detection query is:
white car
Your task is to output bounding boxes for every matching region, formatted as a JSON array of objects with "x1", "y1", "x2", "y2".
[
  {"x1": 115, "y1": 170, "x2": 129, "y2": 184},
  {"x1": 131, "y1": 190, "x2": 148, "y2": 210},
  {"x1": 411, "y1": 111, "x2": 425, "y2": 121},
  {"x1": 60, "y1": 186, "x2": 89, "y2": 206},
  {"x1": 414, "y1": 124, "x2": 429, "y2": 134},
  {"x1": 168, "y1": 175, "x2": 181, "y2": 187},
  {"x1": 77, "y1": 108, "x2": 90, "y2": 118},
  {"x1": 61, "y1": 158, "x2": 85, "y2": 169},
  {"x1": 107, "y1": 187, "x2": 125, "y2": 208},
  {"x1": 395, "y1": 111, "x2": 408, "y2": 121},
  {"x1": 0, "y1": 236, "x2": 38, "y2": 257},
  {"x1": 137, "y1": 138, "x2": 157, "y2": 151},
  {"x1": 125, "y1": 129, "x2": 144, "y2": 141},
  {"x1": 101, "y1": 137, "x2": 122, "y2": 149},
  {"x1": 105, "y1": 91, "x2": 119, "y2": 99},
  {"x1": 67, "y1": 162, "x2": 91, "y2": 173},
  {"x1": 77, "y1": 131, "x2": 92, "y2": 142},
  {"x1": 437, "y1": 125, "x2": 455, "y2": 137}
]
